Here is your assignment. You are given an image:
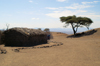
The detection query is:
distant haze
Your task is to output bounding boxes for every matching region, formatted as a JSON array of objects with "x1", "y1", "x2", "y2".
[
  {"x1": 50, "y1": 28, "x2": 94, "y2": 34},
  {"x1": 40, "y1": 28, "x2": 93, "y2": 35},
  {"x1": 0, "y1": 27, "x2": 93, "y2": 35}
]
